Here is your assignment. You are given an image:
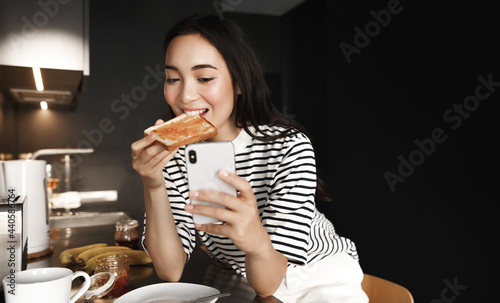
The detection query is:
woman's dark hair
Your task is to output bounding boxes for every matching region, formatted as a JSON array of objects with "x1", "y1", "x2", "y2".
[
  {"x1": 163, "y1": 14, "x2": 332, "y2": 201},
  {"x1": 163, "y1": 14, "x2": 298, "y2": 138}
]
